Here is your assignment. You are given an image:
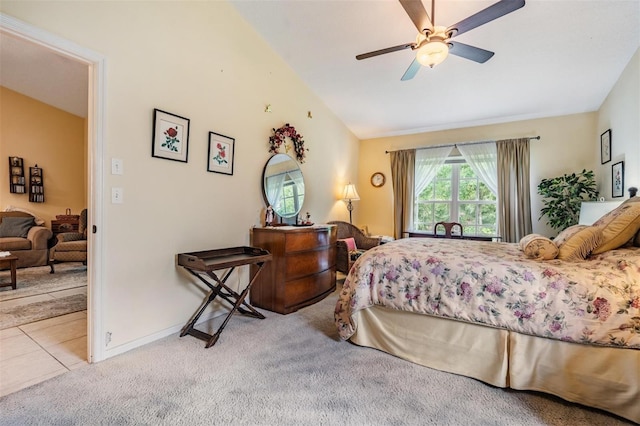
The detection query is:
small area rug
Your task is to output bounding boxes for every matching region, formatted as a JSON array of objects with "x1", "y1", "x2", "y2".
[
  {"x1": 0, "y1": 263, "x2": 87, "y2": 329},
  {"x1": 0, "y1": 294, "x2": 87, "y2": 330},
  {"x1": 0, "y1": 263, "x2": 86, "y2": 302}
]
